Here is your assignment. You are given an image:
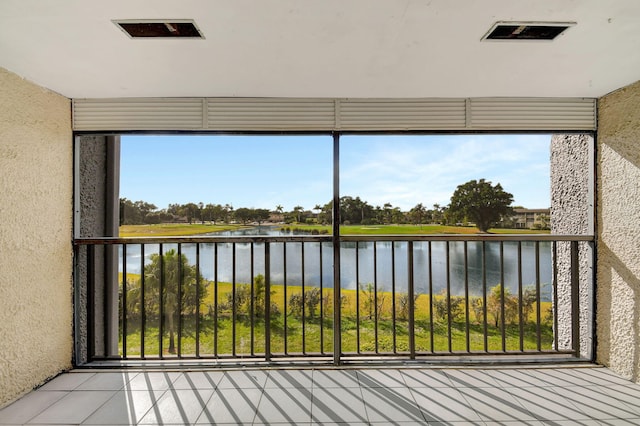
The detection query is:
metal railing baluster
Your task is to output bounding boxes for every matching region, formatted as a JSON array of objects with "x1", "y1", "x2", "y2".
[
  {"x1": 355, "y1": 241, "x2": 360, "y2": 354},
  {"x1": 446, "y1": 241, "x2": 452, "y2": 353},
  {"x1": 428, "y1": 241, "x2": 434, "y2": 353},
  {"x1": 536, "y1": 241, "x2": 542, "y2": 351},
  {"x1": 140, "y1": 244, "x2": 146, "y2": 359},
  {"x1": 301, "y1": 242, "x2": 306, "y2": 354},
  {"x1": 319, "y1": 242, "x2": 324, "y2": 355},
  {"x1": 408, "y1": 241, "x2": 415, "y2": 359},
  {"x1": 500, "y1": 242, "x2": 506, "y2": 352},
  {"x1": 391, "y1": 242, "x2": 397, "y2": 353},
  {"x1": 232, "y1": 242, "x2": 236, "y2": 357},
  {"x1": 553, "y1": 241, "x2": 559, "y2": 351},
  {"x1": 374, "y1": 241, "x2": 379, "y2": 354},
  {"x1": 177, "y1": 243, "x2": 182, "y2": 357},
  {"x1": 464, "y1": 241, "x2": 470, "y2": 353},
  {"x1": 250, "y1": 242, "x2": 255, "y2": 356},
  {"x1": 265, "y1": 242, "x2": 271, "y2": 361},
  {"x1": 283, "y1": 242, "x2": 288, "y2": 355},
  {"x1": 214, "y1": 243, "x2": 218, "y2": 357},
  {"x1": 195, "y1": 243, "x2": 201, "y2": 358},
  {"x1": 518, "y1": 242, "x2": 524, "y2": 352},
  {"x1": 482, "y1": 241, "x2": 488, "y2": 352},
  {"x1": 571, "y1": 240, "x2": 580, "y2": 358},
  {"x1": 87, "y1": 244, "x2": 95, "y2": 361},
  {"x1": 121, "y1": 244, "x2": 127, "y2": 358},
  {"x1": 159, "y1": 243, "x2": 164, "y2": 359}
]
